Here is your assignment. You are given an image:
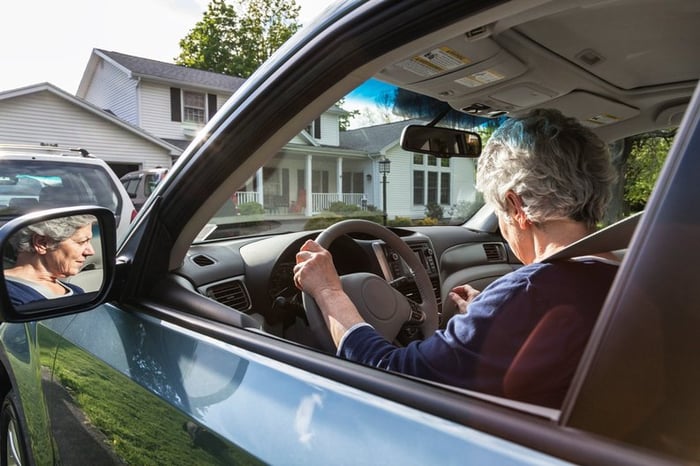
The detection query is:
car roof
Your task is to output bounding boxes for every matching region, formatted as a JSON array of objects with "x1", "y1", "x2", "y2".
[
  {"x1": 120, "y1": 167, "x2": 169, "y2": 180},
  {"x1": 0, "y1": 144, "x2": 108, "y2": 164},
  {"x1": 374, "y1": 0, "x2": 698, "y2": 142}
]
